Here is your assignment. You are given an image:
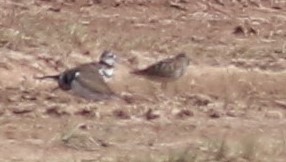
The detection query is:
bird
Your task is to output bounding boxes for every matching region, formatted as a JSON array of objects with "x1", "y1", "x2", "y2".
[
  {"x1": 36, "y1": 51, "x2": 118, "y2": 101},
  {"x1": 97, "y1": 50, "x2": 117, "y2": 82},
  {"x1": 131, "y1": 52, "x2": 190, "y2": 89}
]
